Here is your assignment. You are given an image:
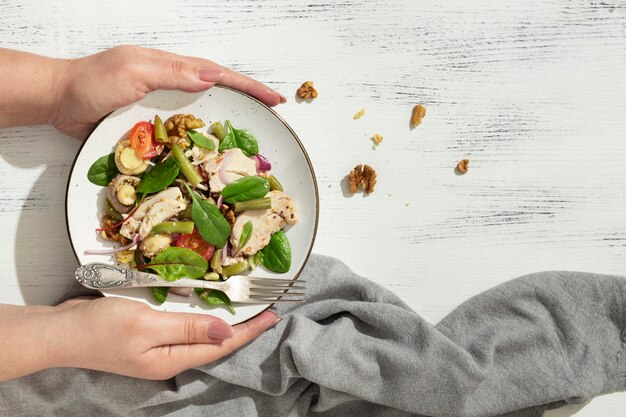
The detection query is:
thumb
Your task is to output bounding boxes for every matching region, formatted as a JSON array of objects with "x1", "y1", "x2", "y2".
[
  {"x1": 149, "y1": 310, "x2": 235, "y2": 345},
  {"x1": 143, "y1": 56, "x2": 224, "y2": 93}
]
